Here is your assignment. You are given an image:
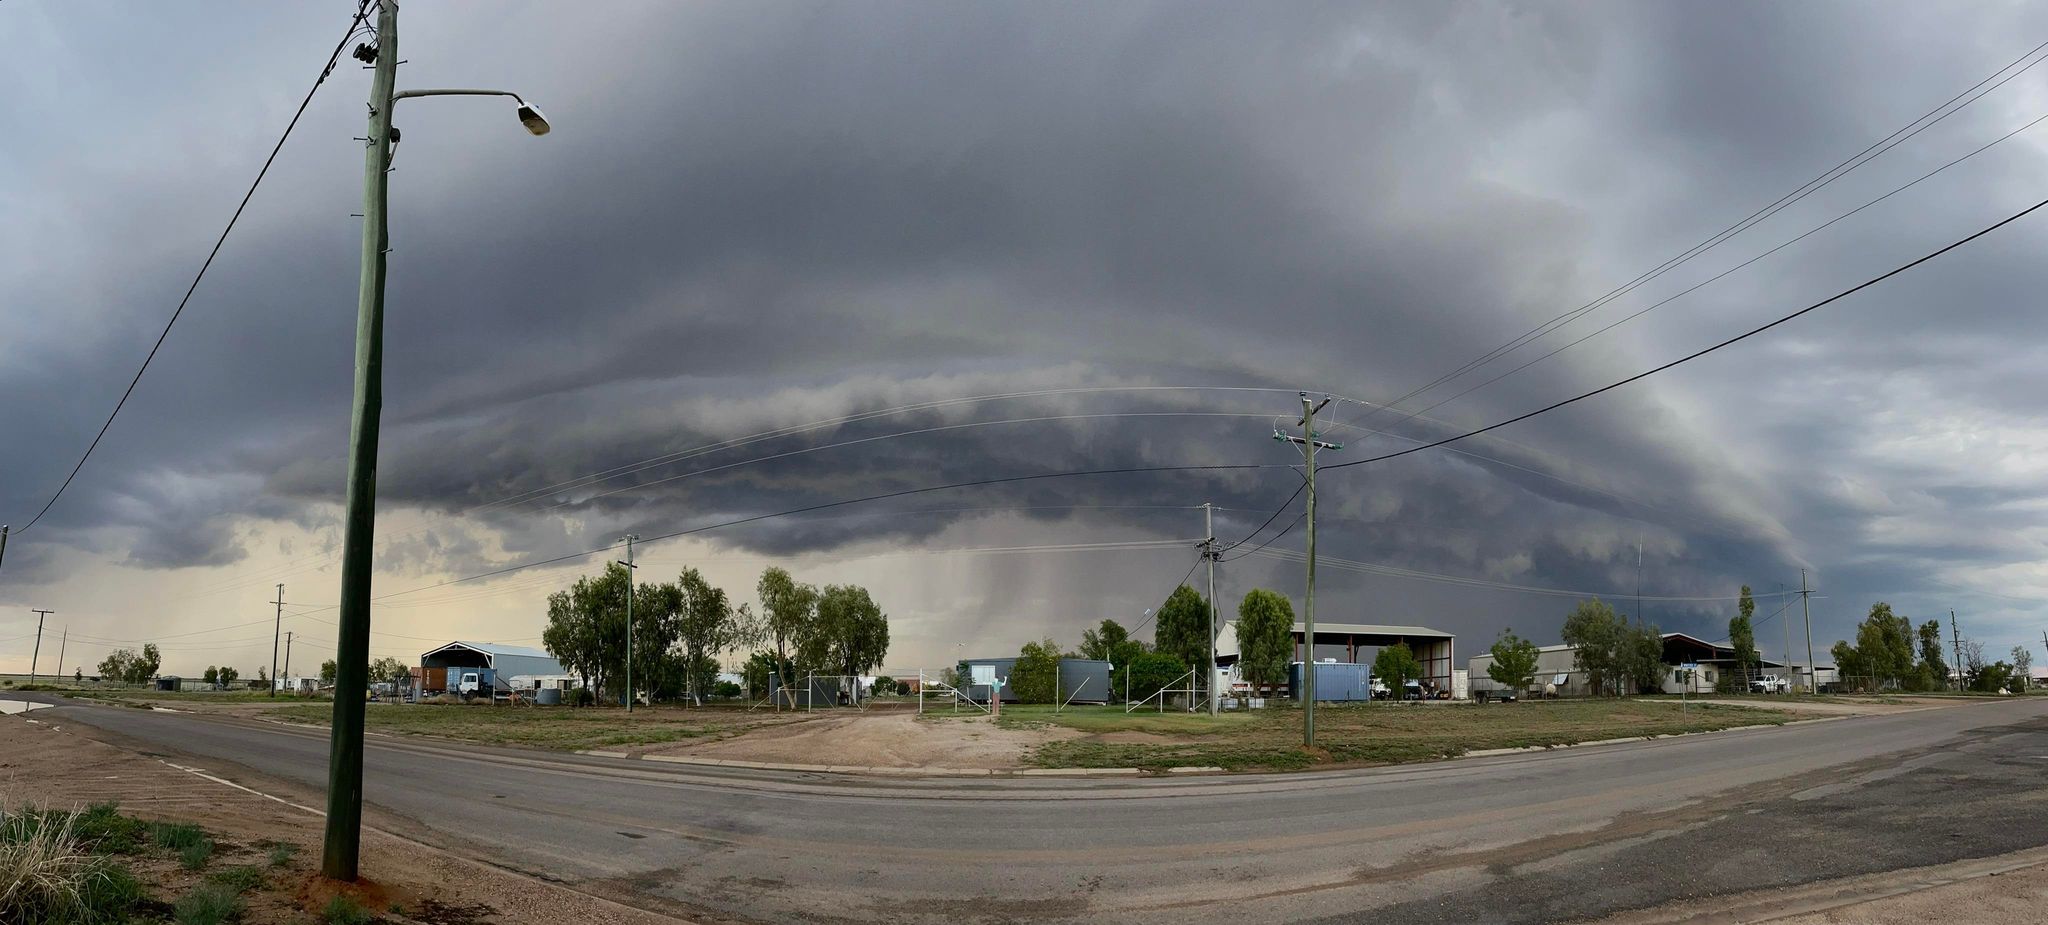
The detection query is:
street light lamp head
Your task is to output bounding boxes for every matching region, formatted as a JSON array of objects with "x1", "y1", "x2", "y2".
[{"x1": 516, "y1": 101, "x2": 551, "y2": 136}]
